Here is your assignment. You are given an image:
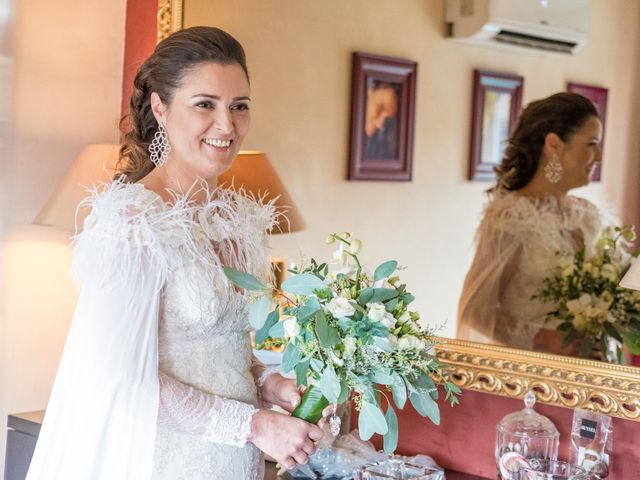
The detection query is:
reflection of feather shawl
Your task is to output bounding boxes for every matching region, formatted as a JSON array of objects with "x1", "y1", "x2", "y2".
[
  {"x1": 27, "y1": 180, "x2": 276, "y2": 480},
  {"x1": 457, "y1": 191, "x2": 603, "y2": 349}
]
